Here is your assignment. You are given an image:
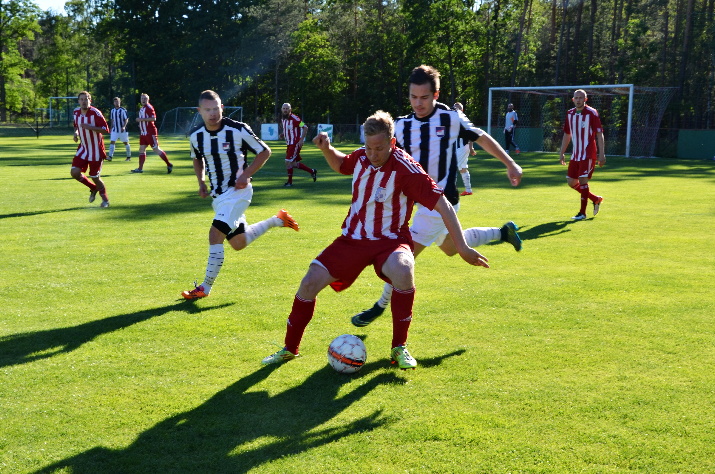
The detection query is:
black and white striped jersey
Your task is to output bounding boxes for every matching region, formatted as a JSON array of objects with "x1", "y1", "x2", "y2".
[
  {"x1": 395, "y1": 103, "x2": 484, "y2": 204},
  {"x1": 109, "y1": 107, "x2": 128, "y2": 132},
  {"x1": 189, "y1": 117, "x2": 267, "y2": 197}
]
